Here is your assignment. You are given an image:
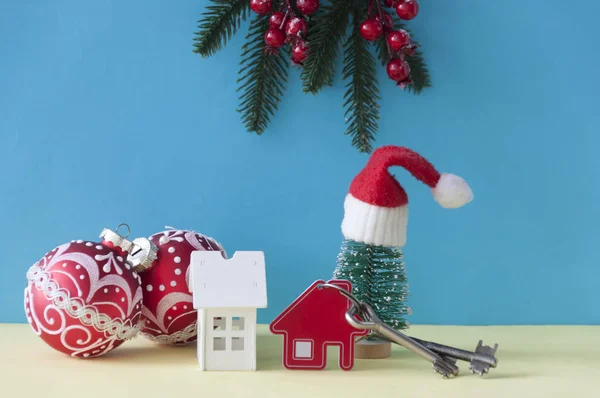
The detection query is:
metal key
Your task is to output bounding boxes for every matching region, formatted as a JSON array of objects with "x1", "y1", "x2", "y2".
[
  {"x1": 346, "y1": 302, "x2": 460, "y2": 378},
  {"x1": 409, "y1": 337, "x2": 499, "y2": 376}
]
